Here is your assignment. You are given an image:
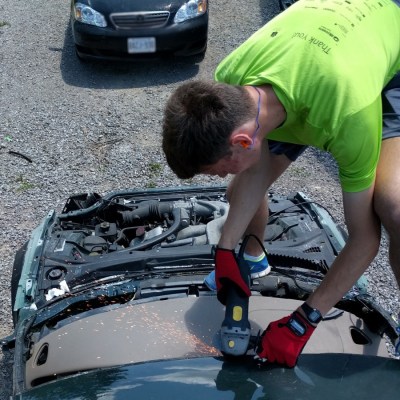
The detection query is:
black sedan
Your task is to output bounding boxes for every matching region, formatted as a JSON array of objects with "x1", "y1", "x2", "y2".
[{"x1": 70, "y1": 0, "x2": 209, "y2": 61}]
